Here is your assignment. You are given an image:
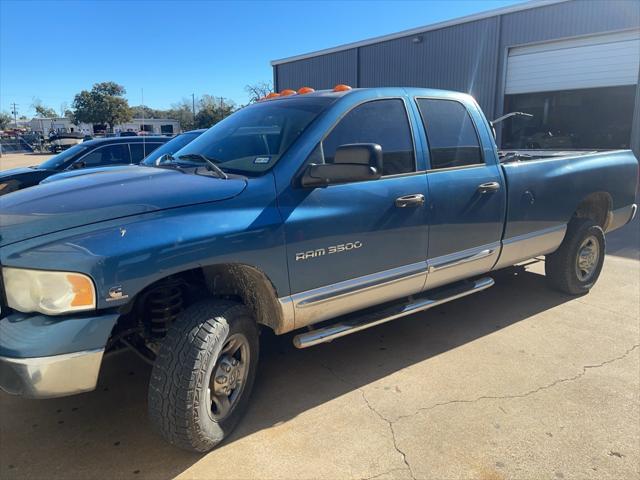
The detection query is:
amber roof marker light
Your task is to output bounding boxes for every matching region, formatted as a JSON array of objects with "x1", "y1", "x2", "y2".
[
  {"x1": 280, "y1": 89, "x2": 297, "y2": 96},
  {"x1": 297, "y1": 87, "x2": 315, "y2": 94},
  {"x1": 333, "y1": 84, "x2": 352, "y2": 92}
]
